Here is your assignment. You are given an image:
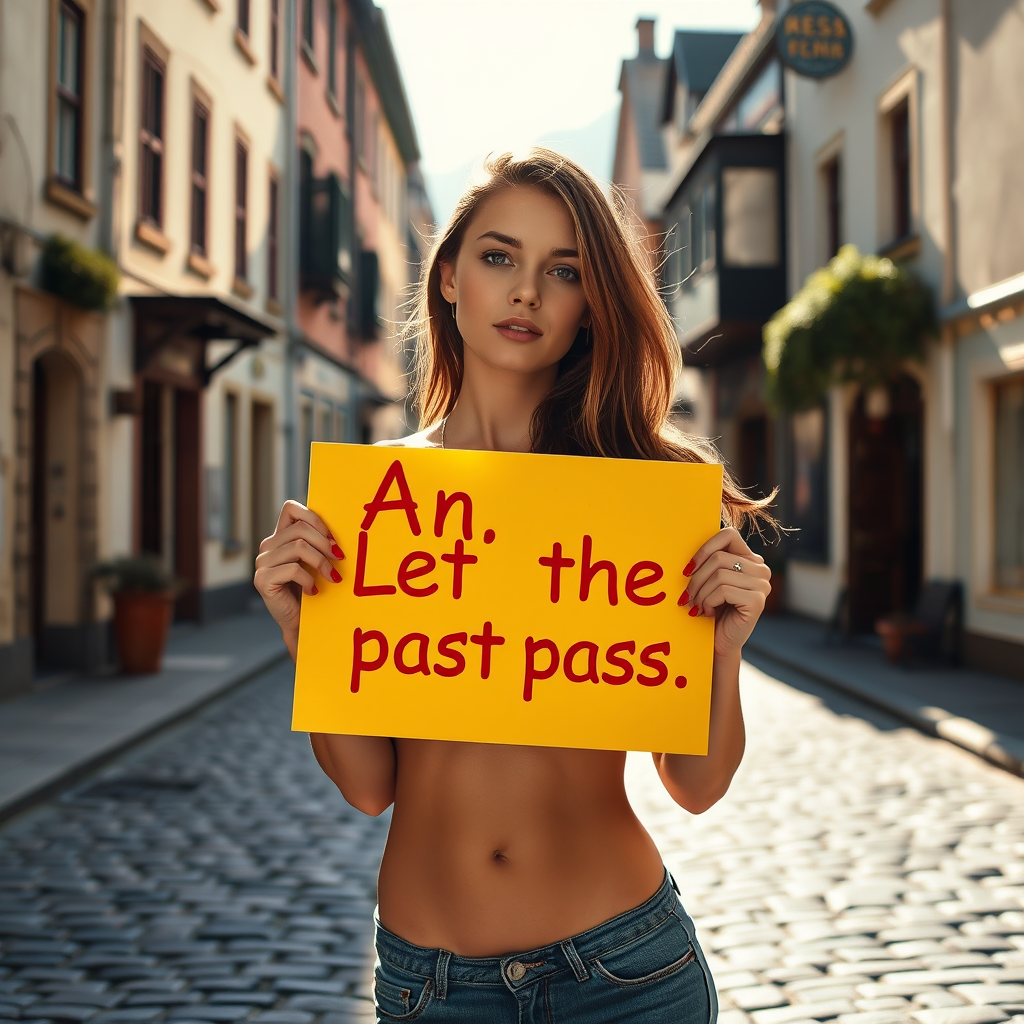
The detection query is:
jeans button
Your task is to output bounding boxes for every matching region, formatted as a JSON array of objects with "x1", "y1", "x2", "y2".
[{"x1": 507, "y1": 961, "x2": 526, "y2": 982}]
